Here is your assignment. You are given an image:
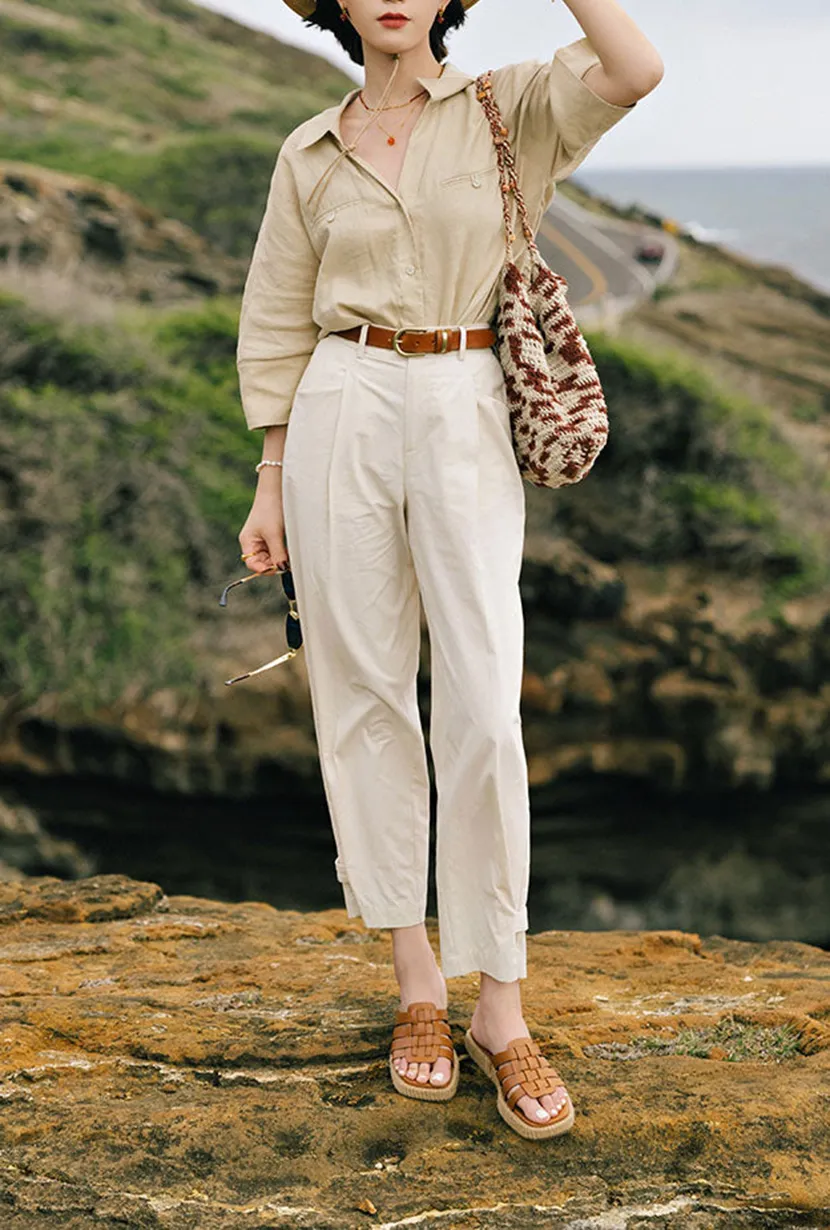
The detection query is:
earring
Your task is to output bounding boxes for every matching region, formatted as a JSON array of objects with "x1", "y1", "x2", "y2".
[
  {"x1": 339, "y1": 4, "x2": 349, "y2": 20},
  {"x1": 437, "y1": 5, "x2": 446, "y2": 19}
]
